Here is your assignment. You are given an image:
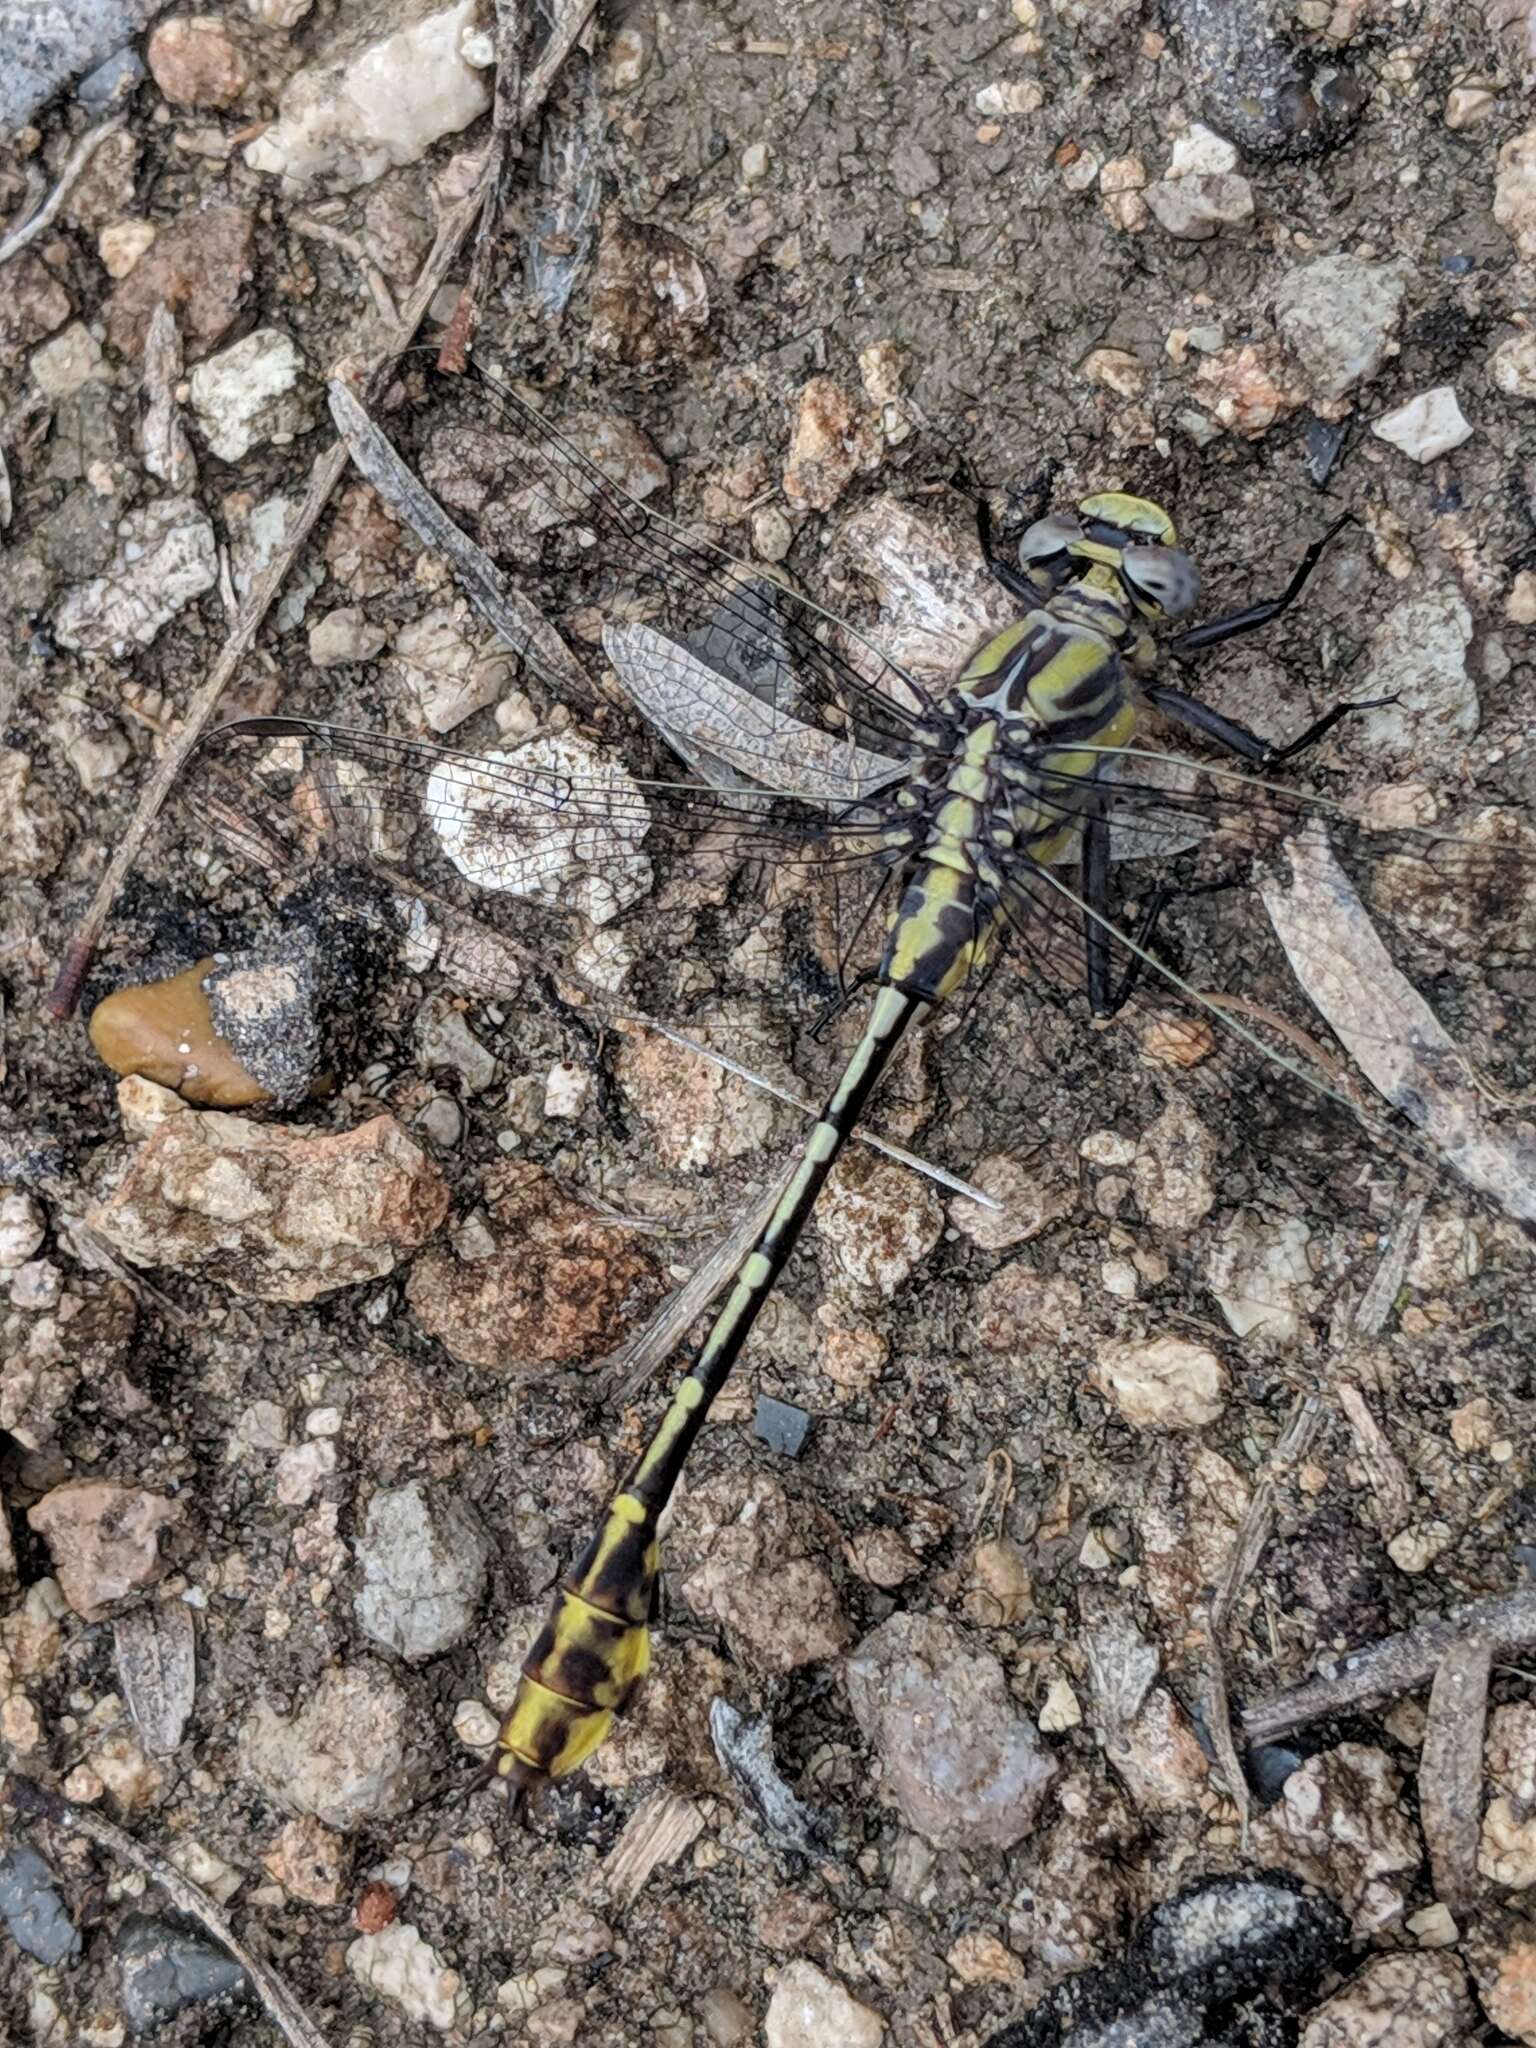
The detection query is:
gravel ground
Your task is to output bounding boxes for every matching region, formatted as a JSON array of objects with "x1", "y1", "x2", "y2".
[{"x1": 4, "y1": 3, "x2": 1536, "y2": 2046}]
